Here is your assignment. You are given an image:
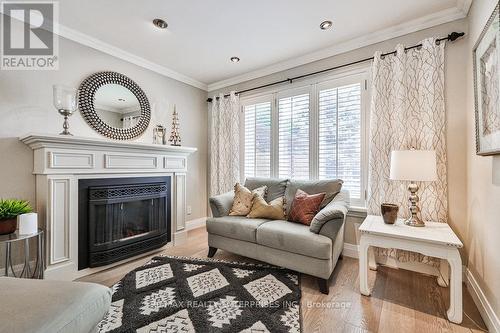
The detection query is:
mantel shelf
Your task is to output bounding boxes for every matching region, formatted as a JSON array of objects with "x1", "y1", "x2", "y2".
[{"x1": 20, "y1": 133, "x2": 197, "y2": 155}]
